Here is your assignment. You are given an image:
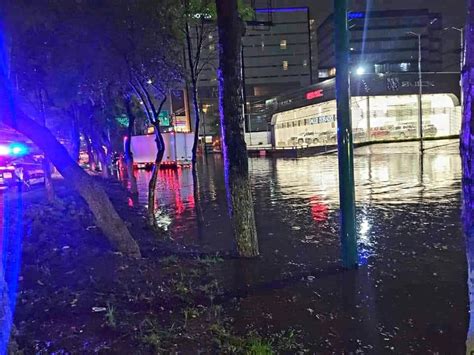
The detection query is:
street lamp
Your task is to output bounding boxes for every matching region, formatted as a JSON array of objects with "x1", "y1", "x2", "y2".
[
  {"x1": 444, "y1": 27, "x2": 465, "y2": 71},
  {"x1": 201, "y1": 104, "x2": 209, "y2": 153},
  {"x1": 356, "y1": 66, "x2": 366, "y2": 75},
  {"x1": 407, "y1": 31, "x2": 424, "y2": 152}
]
